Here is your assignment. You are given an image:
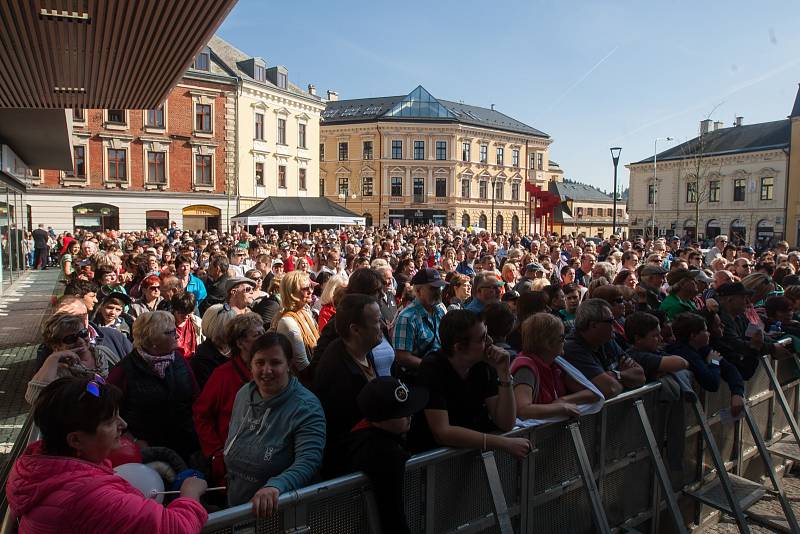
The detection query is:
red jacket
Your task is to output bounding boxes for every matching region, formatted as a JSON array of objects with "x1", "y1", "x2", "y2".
[
  {"x1": 318, "y1": 304, "x2": 336, "y2": 332},
  {"x1": 192, "y1": 356, "x2": 251, "y2": 458},
  {"x1": 6, "y1": 441, "x2": 207, "y2": 534}
]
